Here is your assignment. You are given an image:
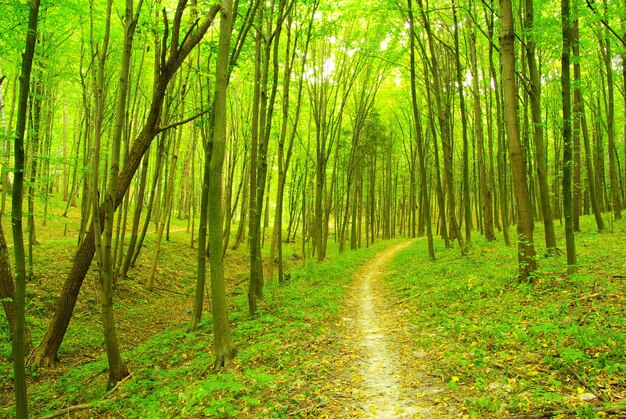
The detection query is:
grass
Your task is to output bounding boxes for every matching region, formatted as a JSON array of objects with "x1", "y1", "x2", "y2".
[
  {"x1": 4, "y1": 190, "x2": 624, "y2": 418},
  {"x1": 384, "y1": 215, "x2": 626, "y2": 417},
  {"x1": 0, "y1": 189, "x2": 401, "y2": 417}
]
